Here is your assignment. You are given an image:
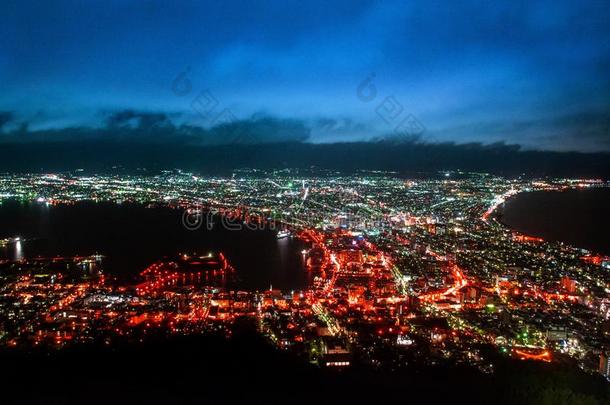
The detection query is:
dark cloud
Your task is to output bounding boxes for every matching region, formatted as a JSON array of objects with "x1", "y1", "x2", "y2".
[
  {"x1": 208, "y1": 116, "x2": 310, "y2": 144},
  {"x1": 106, "y1": 110, "x2": 172, "y2": 130},
  {"x1": 0, "y1": 111, "x2": 13, "y2": 131},
  {"x1": 3, "y1": 107, "x2": 608, "y2": 157},
  {"x1": 311, "y1": 118, "x2": 370, "y2": 142},
  {"x1": 0, "y1": 111, "x2": 310, "y2": 146},
  {"x1": 432, "y1": 110, "x2": 610, "y2": 152},
  {"x1": 547, "y1": 112, "x2": 610, "y2": 143}
]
